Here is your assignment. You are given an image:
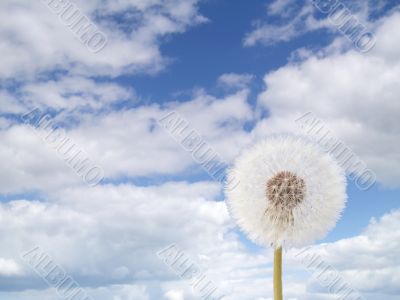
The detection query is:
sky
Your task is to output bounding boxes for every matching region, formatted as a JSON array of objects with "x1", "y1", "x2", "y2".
[{"x1": 0, "y1": 0, "x2": 399, "y2": 299}]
